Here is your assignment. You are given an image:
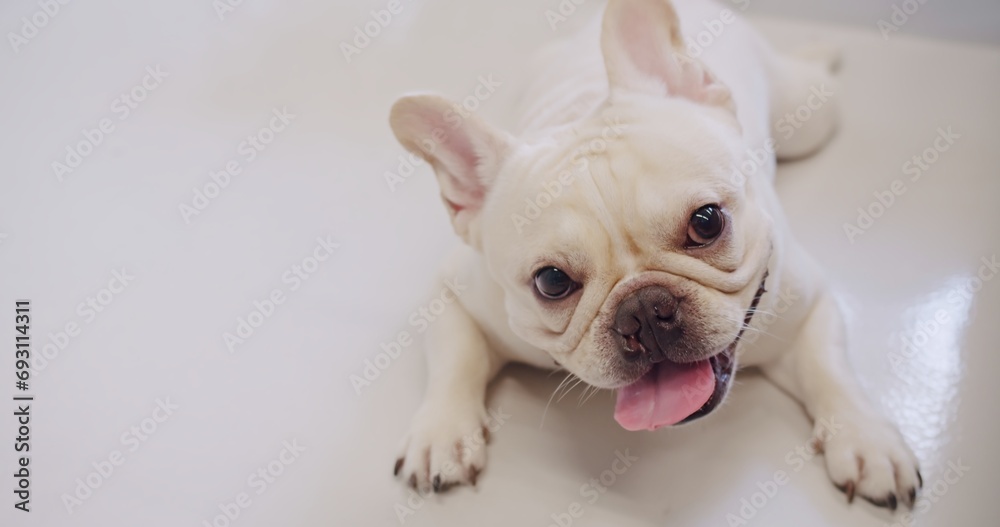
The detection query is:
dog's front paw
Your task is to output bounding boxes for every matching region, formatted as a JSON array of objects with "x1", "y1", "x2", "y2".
[
  {"x1": 814, "y1": 413, "x2": 922, "y2": 510},
  {"x1": 393, "y1": 401, "x2": 494, "y2": 493}
]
